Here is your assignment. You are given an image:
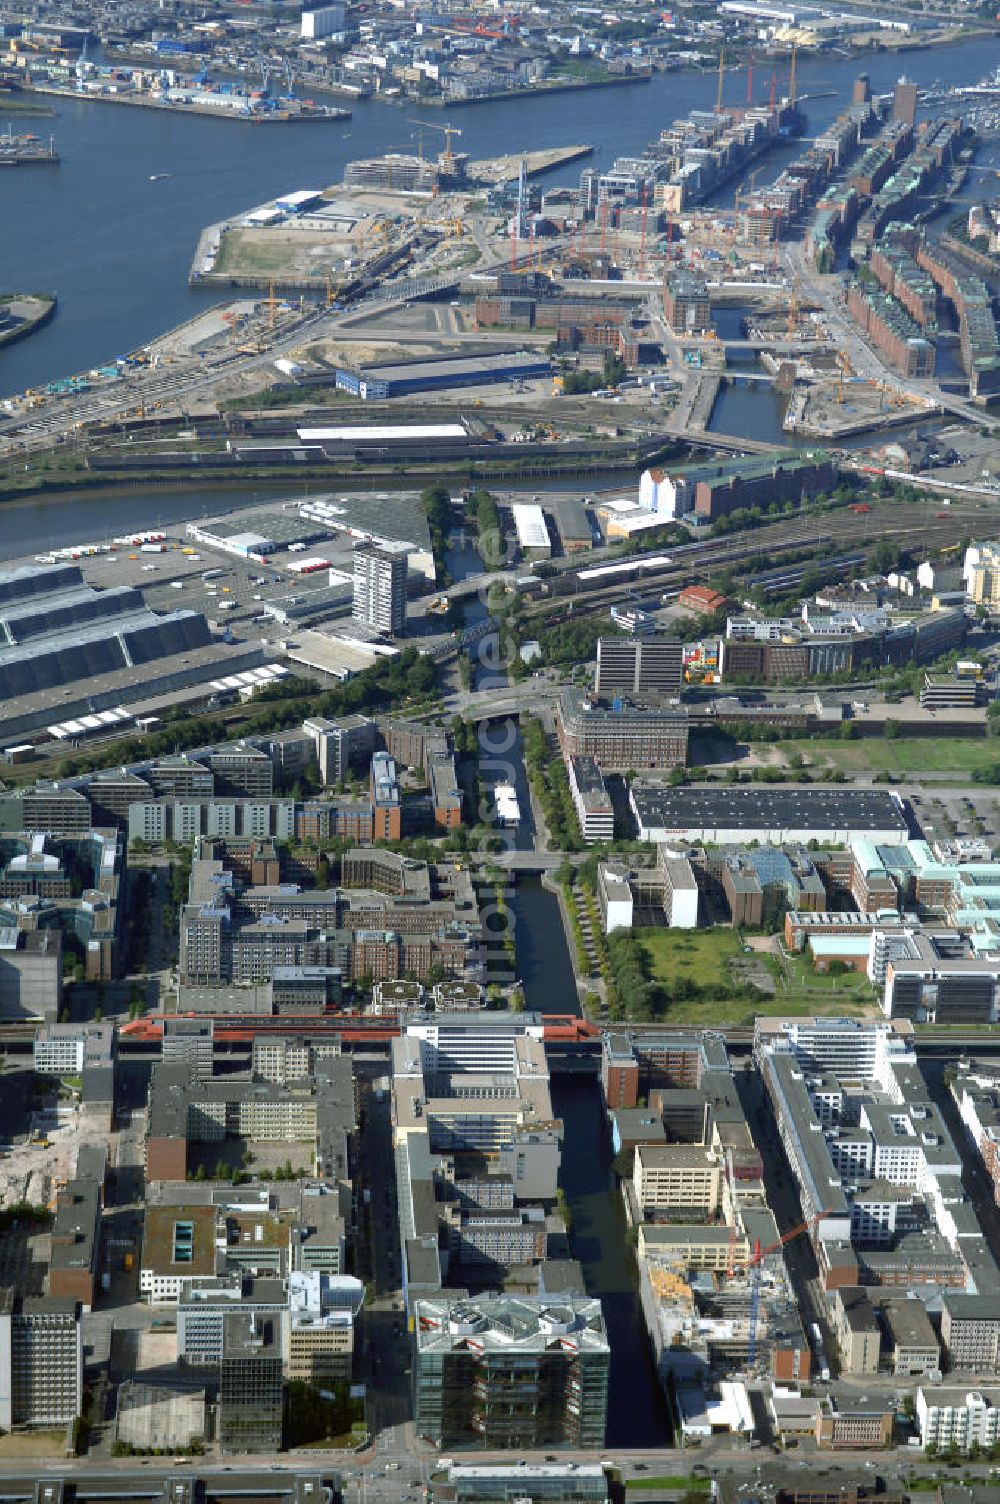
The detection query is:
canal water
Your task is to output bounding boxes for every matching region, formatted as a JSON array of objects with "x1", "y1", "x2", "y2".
[
  {"x1": 4, "y1": 36, "x2": 1000, "y2": 397},
  {"x1": 510, "y1": 876, "x2": 674, "y2": 1448},
  {"x1": 708, "y1": 375, "x2": 790, "y2": 446}
]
